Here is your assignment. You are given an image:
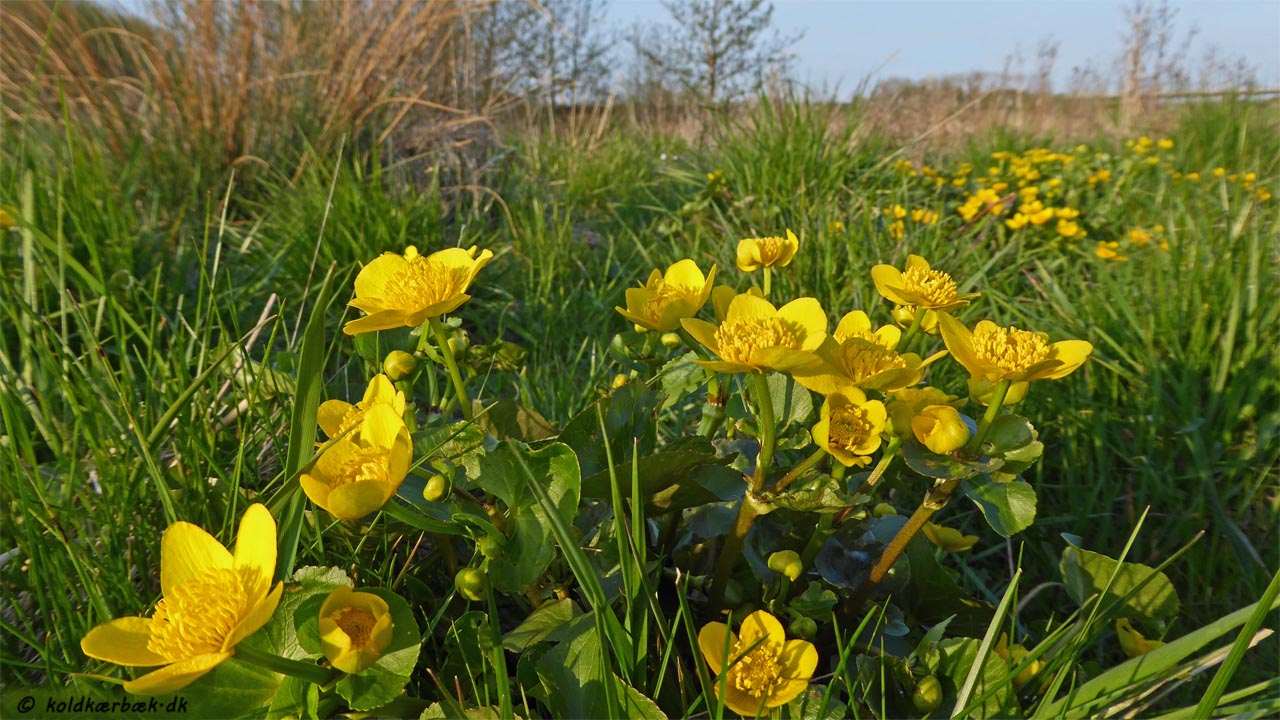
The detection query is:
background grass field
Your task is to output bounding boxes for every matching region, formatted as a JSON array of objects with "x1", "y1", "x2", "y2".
[{"x1": 2, "y1": 1, "x2": 1278, "y2": 712}]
